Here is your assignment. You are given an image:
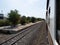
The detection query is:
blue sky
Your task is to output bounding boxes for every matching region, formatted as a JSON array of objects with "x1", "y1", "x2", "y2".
[{"x1": 0, "y1": 0, "x2": 47, "y2": 19}]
